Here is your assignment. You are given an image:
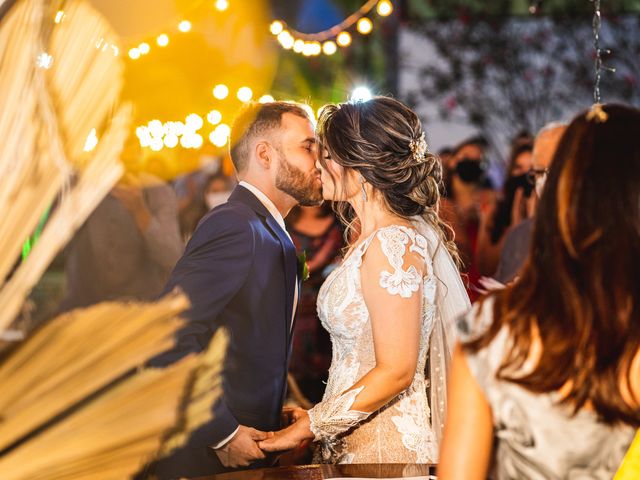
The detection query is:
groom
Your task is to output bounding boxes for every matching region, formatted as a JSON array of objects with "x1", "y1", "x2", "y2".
[{"x1": 149, "y1": 101, "x2": 323, "y2": 478}]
